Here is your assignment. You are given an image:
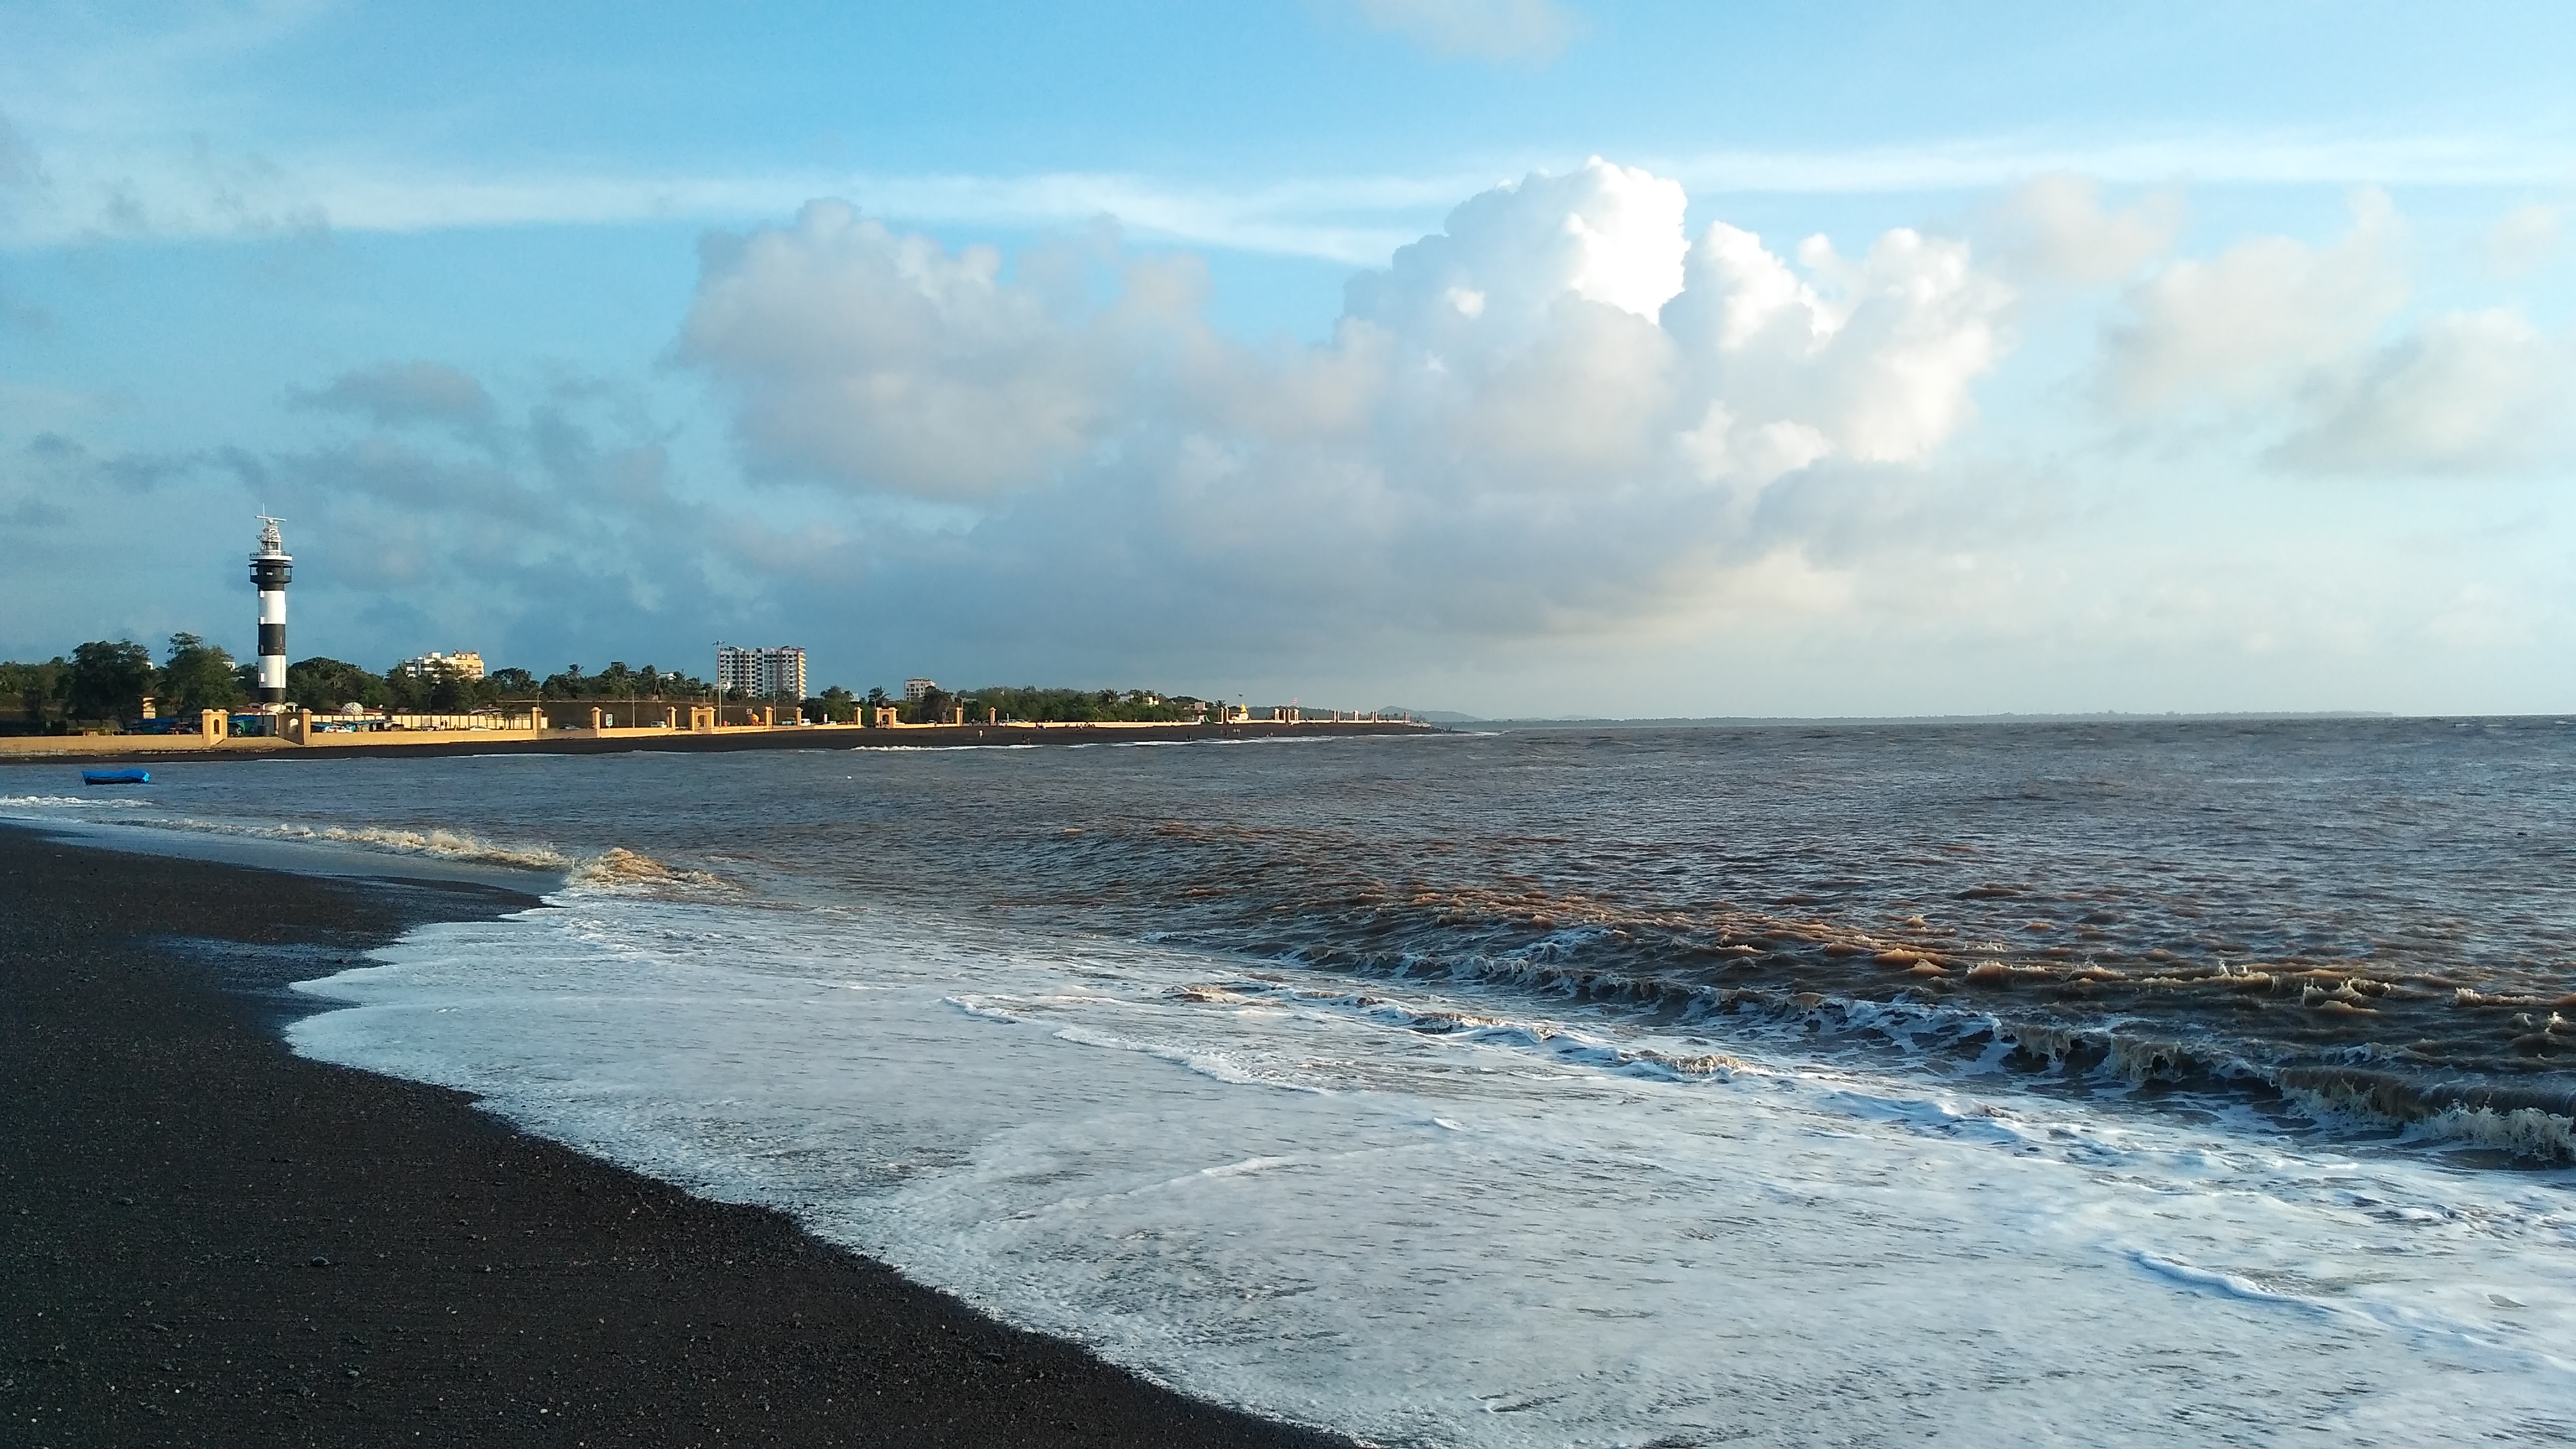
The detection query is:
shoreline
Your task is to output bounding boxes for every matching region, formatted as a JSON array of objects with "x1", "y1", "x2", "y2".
[
  {"x1": 0, "y1": 718, "x2": 1434, "y2": 768},
  {"x1": 0, "y1": 822, "x2": 1352, "y2": 1448}
]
